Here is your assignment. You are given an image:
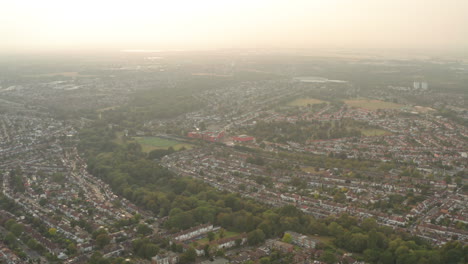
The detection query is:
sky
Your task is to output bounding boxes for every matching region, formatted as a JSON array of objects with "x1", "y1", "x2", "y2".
[{"x1": 1, "y1": 0, "x2": 468, "y2": 53}]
